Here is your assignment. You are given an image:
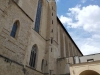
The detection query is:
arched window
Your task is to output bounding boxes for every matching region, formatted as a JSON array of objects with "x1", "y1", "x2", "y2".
[
  {"x1": 29, "y1": 45, "x2": 37, "y2": 68},
  {"x1": 10, "y1": 21, "x2": 19, "y2": 38},
  {"x1": 34, "y1": 0, "x2": 42, "y2": 33}
]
